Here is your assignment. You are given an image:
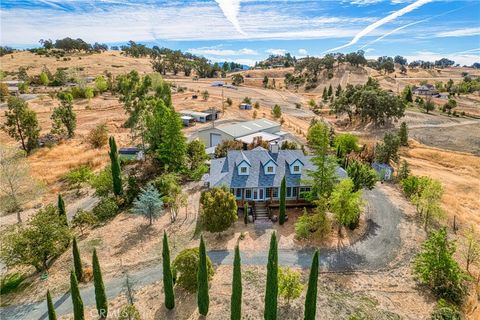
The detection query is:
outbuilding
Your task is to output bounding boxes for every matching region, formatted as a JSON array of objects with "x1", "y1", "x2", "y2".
[{"x1": 239, "y1": 103, "x2": 253, "y2": 110}]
